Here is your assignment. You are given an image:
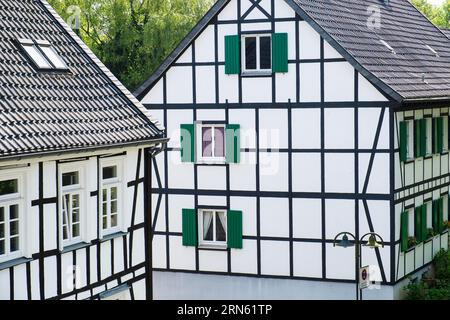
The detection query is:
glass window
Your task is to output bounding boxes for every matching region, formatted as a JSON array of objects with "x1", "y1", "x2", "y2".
[
  {"x1": 0, "y1": 179, "x2": 18, "y2": 196},
  {"x1": 405, "y1": 120, "x2": 414, "y2": 160},
  {"x1": 201, "y1": 125, "x2": 225, "y2": 160},
  {"x1": 102, "y1": 166, "x2": 118, "y2": 180},
  {"x1": 200, "y1": 210, "x2": 227, "y2": 246},
  {"x1": 101, "y1": 163, "x2": 121, "y2": 235},
  {"x1": 39, "y1": 45, "x2": 67, "y2": 69},
  {"x1": 243, "y1": 34, "x2": 271, "y2": 72},
  {"x1": 62, "y1": 171, "x2": 79, "y2": 187},
  {"x1": 21, "y1": 43, "x2": 52, "y2": 69},
  {"x1": 425, "y1": 118, "x2": 432, "y2": 155}
]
